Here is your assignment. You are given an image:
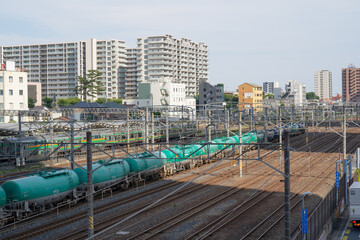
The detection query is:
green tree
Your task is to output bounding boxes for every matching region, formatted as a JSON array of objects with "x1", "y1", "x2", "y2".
[
  {"x1": 57, "y1": 98, "x2": 68, "y2": 107},
  {"x1": 107, "y1": 98, "x2": 123, "y2": 104},
  {"x1": 67, "y1": 97, "x2": 81, "y2": 105},
  {"x1": 28, "y1": 98, "x2": 35, "y2": 108},
  {"x1": 306, "y1": 92, "x2": 319, "y2": 100},
  {"x1": 75, "y1": 70, "x2": 105, "y2": 101},
  {"x1": 95, "y1": 98, "x2": 106, "y2": 104},
  {"x1": 263, "y1": 93, "x2": 274, "y2": 99},
  {"x1": 42, "y1": 97, "x2": 53, "y2": 109},
  {"x1": 57, "y1": 97, "x2": 81, "y2": 107}
]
